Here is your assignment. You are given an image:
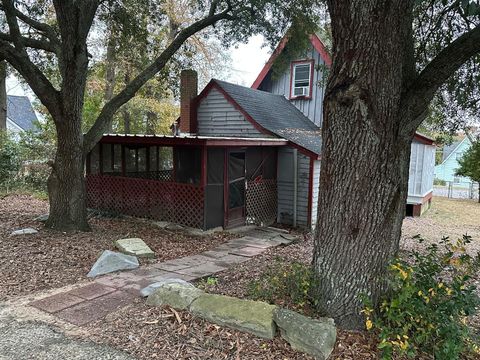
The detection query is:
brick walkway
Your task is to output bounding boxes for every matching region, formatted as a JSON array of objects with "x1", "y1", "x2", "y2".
[{"x1": 29, "y1": 227, "x2": 296, "y2": 326}]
